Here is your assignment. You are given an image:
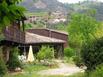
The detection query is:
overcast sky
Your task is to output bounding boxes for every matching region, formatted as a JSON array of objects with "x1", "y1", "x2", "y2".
[{"x1": 58, "y1": 0, "x2": 103, "y2": 4}]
